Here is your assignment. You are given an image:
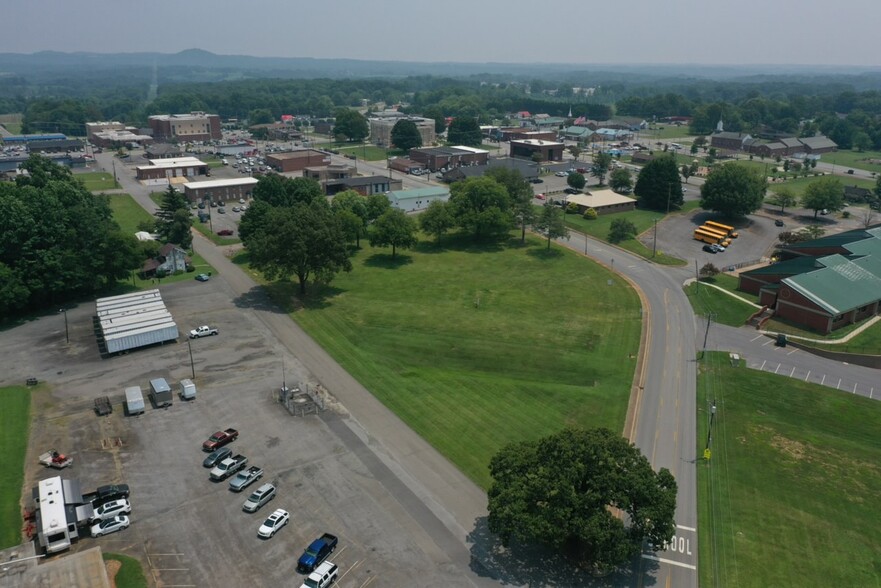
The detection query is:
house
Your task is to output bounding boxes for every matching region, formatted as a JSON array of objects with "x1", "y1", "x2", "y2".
[
  {"x1": 141, "y1": 243, "x2": 190, "y2": 277},
  {"x1": 387, "y1": 187, "x2": 450, "y2": 212},
  {"x1": 738, "y1": 226, "x2": 881, "y2": 333},
  {"x1": 561, "y1": 126, "x2": 596, "y2": 143}
]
